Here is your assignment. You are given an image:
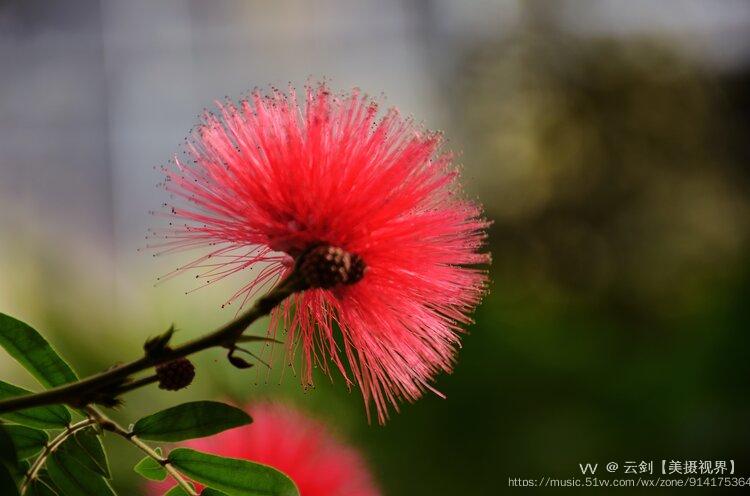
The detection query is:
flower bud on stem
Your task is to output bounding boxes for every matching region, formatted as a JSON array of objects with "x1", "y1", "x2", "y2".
[
  {"x1": 0, "y1": 269, "x2": 302, "y2": 414},
  {"x1": 0, "y1": 244, "x2": 364, "y2": 414}
]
